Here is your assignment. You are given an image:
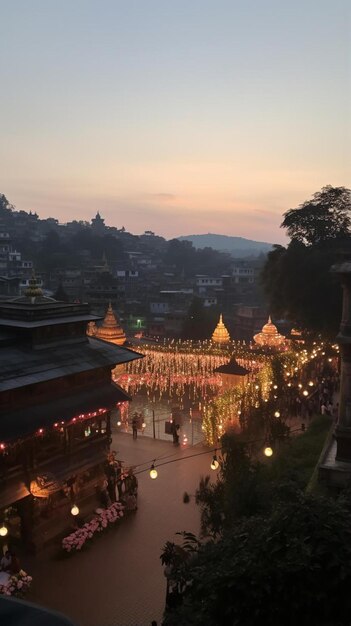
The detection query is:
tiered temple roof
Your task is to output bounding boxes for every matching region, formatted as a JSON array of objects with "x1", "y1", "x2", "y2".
[
  {"x1": 95, "y1": 303, "x2": 126, "y2": 346},
  {"x1": 211, "y1": 314, "x2": 231, "y2": 344},
  {"x1": 253, "y1": 316, "x2": 286, "y2": 348}
]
